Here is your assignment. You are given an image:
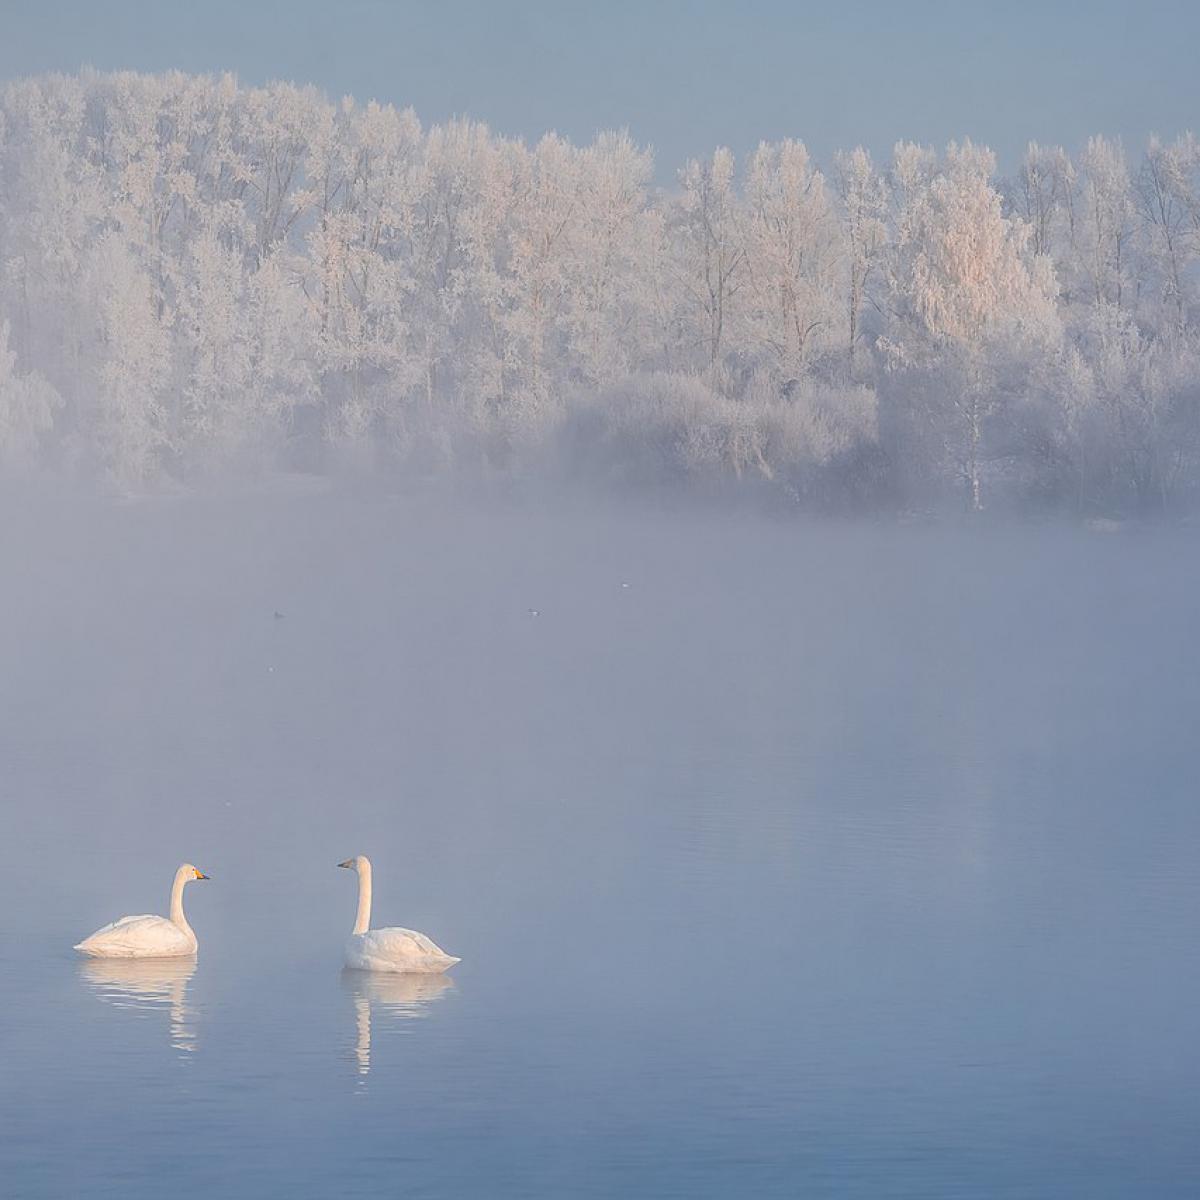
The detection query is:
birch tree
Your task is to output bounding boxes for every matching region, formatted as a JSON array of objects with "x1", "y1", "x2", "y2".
[{"x1": 882, "y1": 141, "x2": 1060, "y2": 509}]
